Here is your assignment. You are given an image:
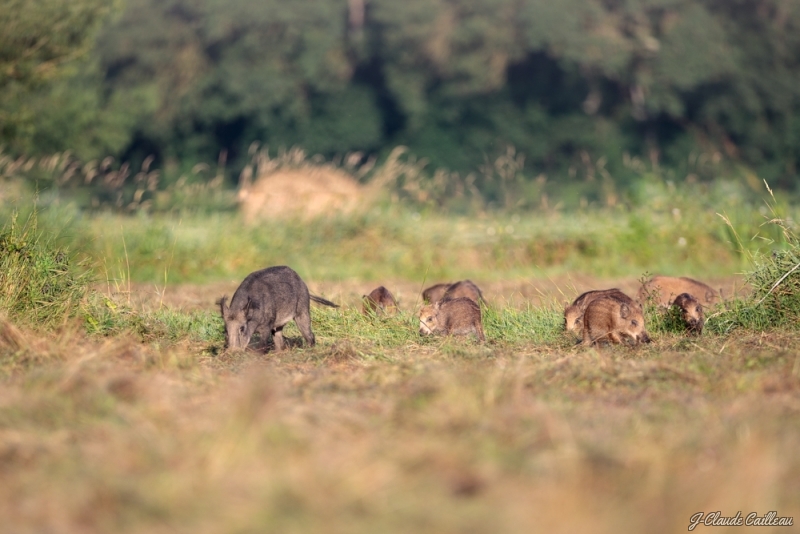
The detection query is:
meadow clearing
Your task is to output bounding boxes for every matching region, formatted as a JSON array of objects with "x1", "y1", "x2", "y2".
[{"x1": 1, "y1": 171, "x2": 799, "y2": 533}]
